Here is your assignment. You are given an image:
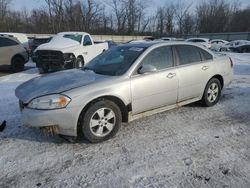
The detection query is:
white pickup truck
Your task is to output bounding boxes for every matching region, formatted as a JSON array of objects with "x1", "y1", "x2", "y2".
[{"x1": 34, "y1": 32, "x2": 108, "y2": 73}]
